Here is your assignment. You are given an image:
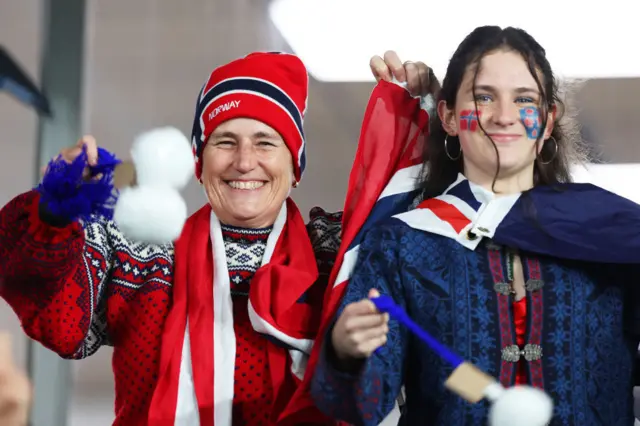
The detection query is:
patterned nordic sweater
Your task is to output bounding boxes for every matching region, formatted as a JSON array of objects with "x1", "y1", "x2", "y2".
[
  {"x1": 224, "y1": 223, "x2": 272, "y2": 425},
  {"x1": 0, "y1": 190, "x2": 342, "y2": 426}
]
